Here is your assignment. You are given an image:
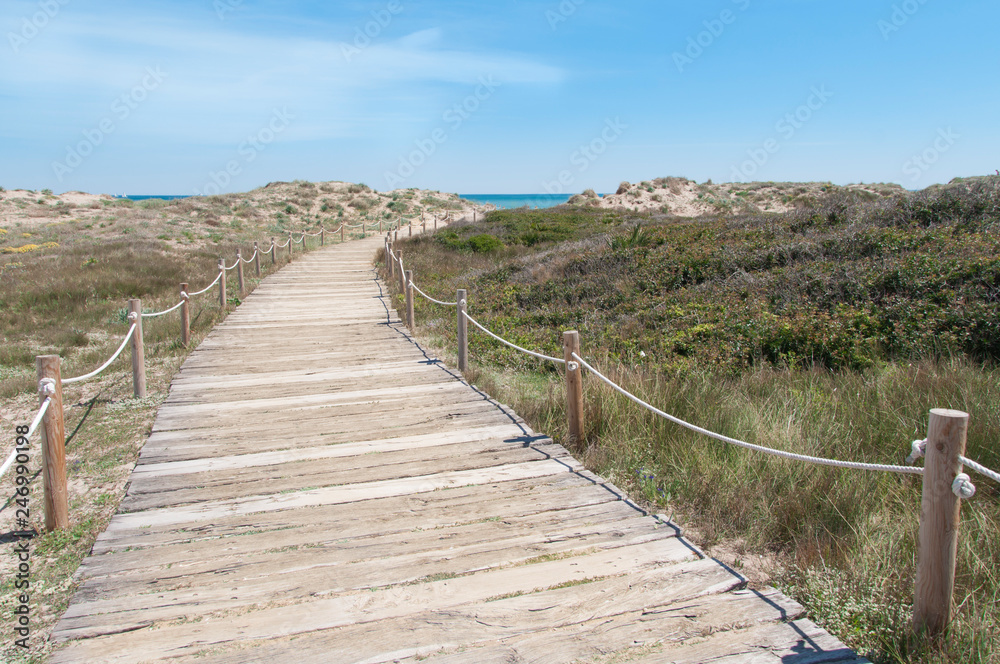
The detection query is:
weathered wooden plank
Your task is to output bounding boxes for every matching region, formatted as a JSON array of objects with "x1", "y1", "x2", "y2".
[
  {"x1": 89, "y1": 469, "x2": 627, "y2": 554},
  {"x1": 132, "y1": 425, "x2": 531, "y2": 474},
  {"x1": 120, "y1": 441, "x2": 572, "y2": 511},
  {"x1": 60, "y1": 518, "x2": 684, "y2": 633},
  {"x1": 80, "y1": 500, "x2": 666, "y2": 579},
  {"x1": 104, "y1": 456, "x2": 584, "y2": 531},
  {"x1": 163, "y1": 573, "x2": 768, "y2": 664},
  {"x1": 51, "y1": 540, "x2": 701, "y2": 655}
]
